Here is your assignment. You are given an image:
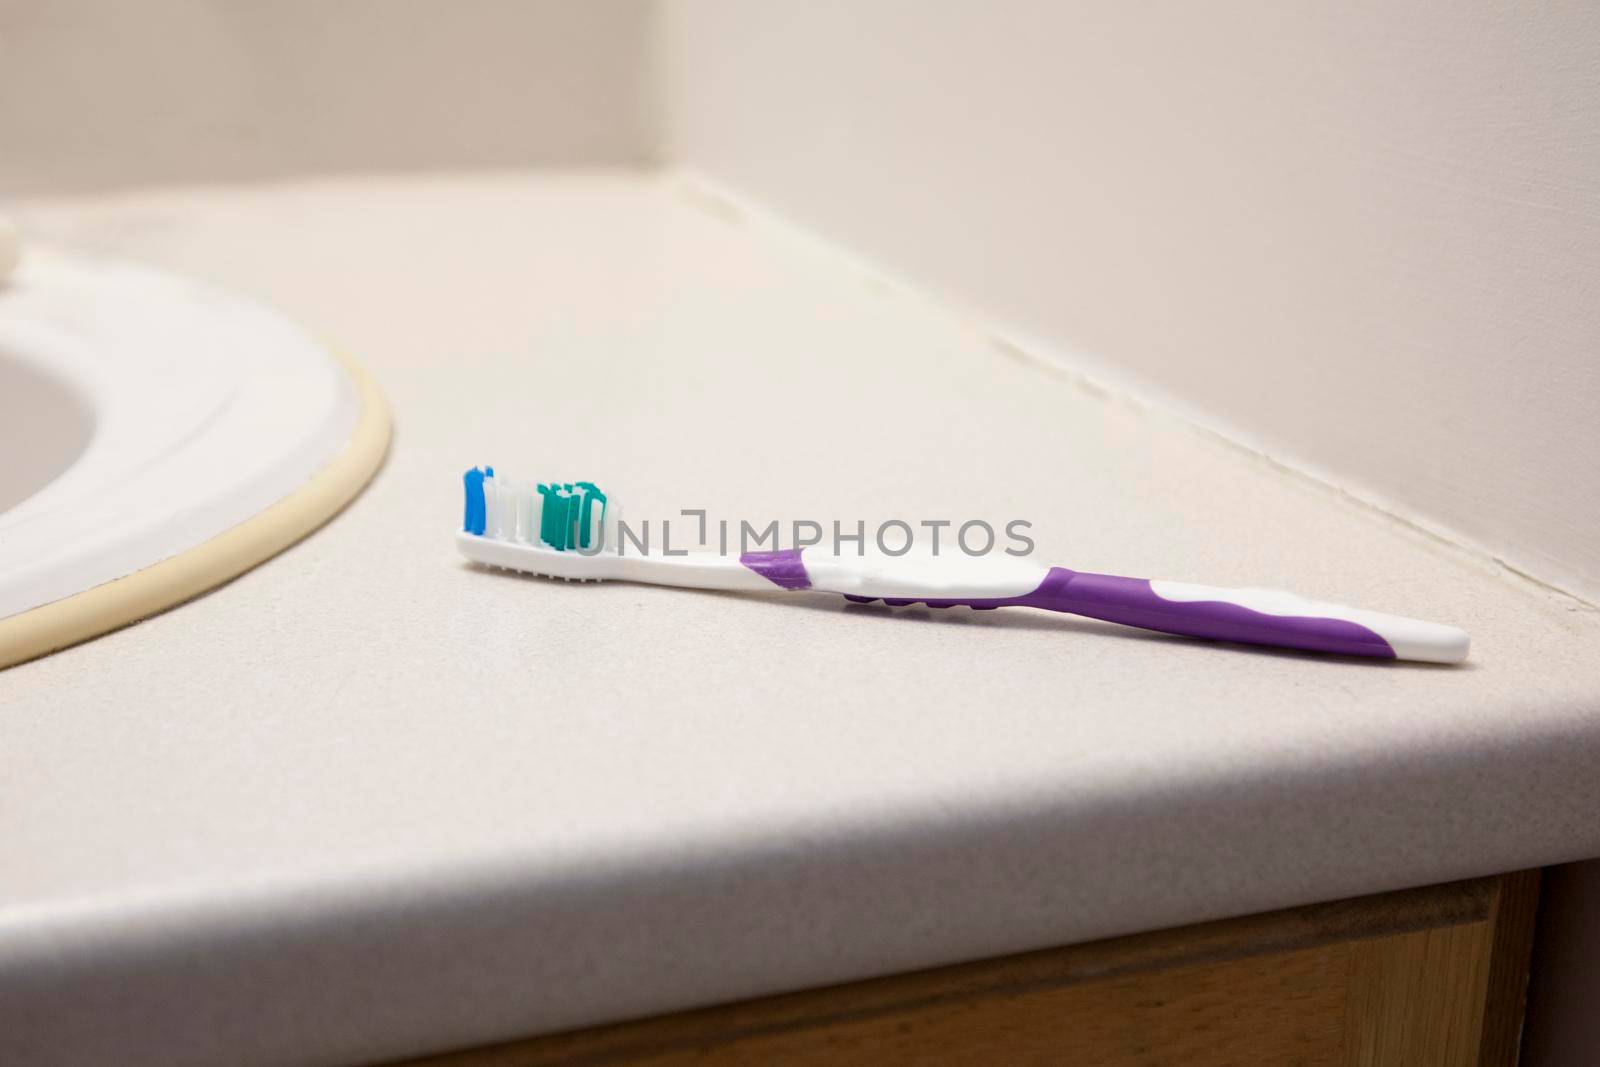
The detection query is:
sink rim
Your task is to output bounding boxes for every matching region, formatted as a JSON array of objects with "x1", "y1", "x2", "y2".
[{"x1": 0, "y1": 249, "x2": 391, "y2": 669}]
